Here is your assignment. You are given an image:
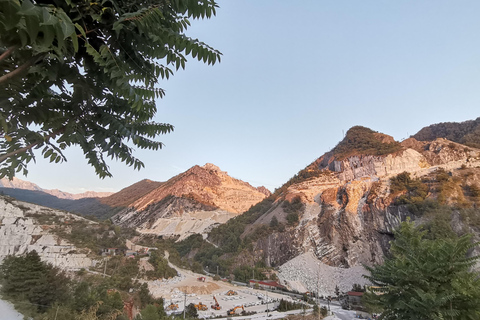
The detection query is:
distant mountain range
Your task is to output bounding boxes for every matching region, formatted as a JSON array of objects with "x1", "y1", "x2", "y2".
[
  {"x1": 0, "y1": 177, "x2": 113, "y2": 200},
  {"x1": 0, "y1": 164, "x2": 271, "y2": 234}
]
